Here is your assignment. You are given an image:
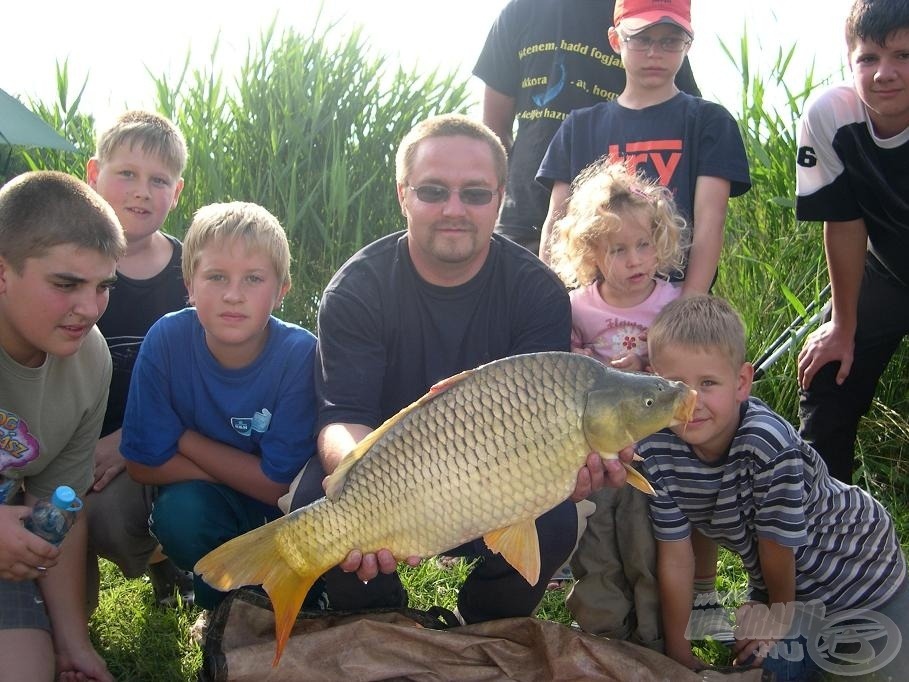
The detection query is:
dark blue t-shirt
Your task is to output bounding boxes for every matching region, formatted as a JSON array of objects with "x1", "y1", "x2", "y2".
[
  {"x1": 537, "y1": 92, "x2": 751, "y2": 223},
  {"x1": 473, "y1": 0, "x2": 700, "y2": 238},
  {"x1": 315, "y1": 232, "x2": 571, "y2": 430}
]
